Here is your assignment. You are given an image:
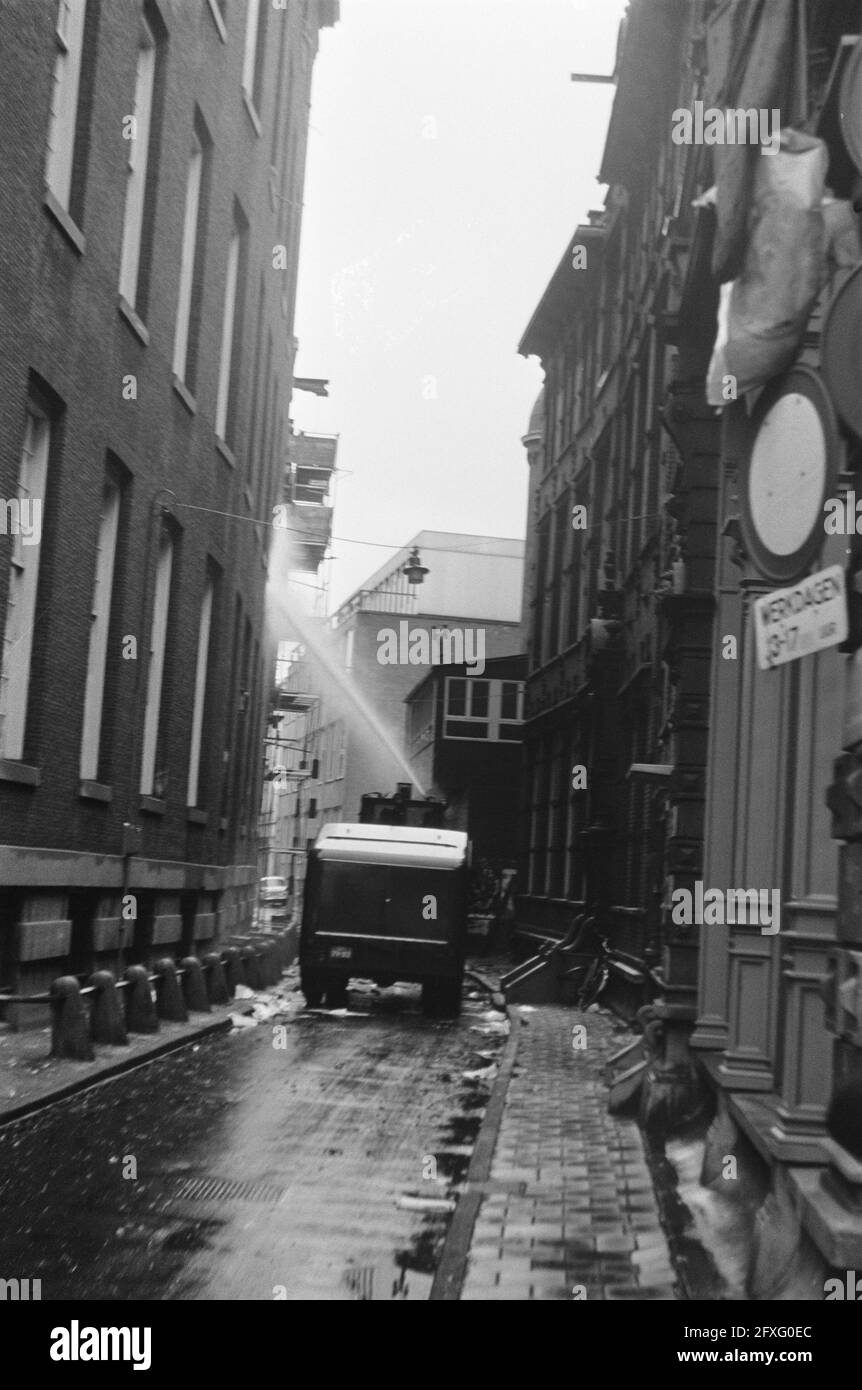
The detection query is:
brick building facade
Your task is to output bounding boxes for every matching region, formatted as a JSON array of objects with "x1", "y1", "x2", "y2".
[
  {"x1": 518, "y1": 0, "x2": 862, "y2": 1293},
  {"x1": 517, "y1": 1, "x2": 715, "y2": 1037},
  {"x1": 0, "y1": 0, "x2": 337, "y2": 1001}
]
